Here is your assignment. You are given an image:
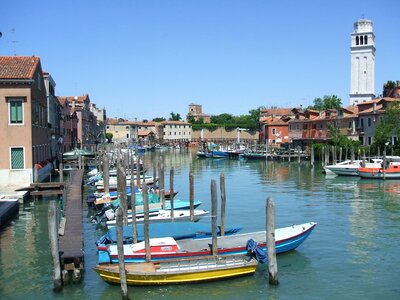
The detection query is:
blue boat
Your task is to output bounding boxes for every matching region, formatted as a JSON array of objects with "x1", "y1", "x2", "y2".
[{"x1": 205, "y1": 150, "x2": 229, "y2": 158}]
